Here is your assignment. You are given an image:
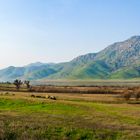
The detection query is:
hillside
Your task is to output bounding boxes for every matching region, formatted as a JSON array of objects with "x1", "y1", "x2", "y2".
[{"x1": 1, "y1": 36, "x2": 140, "y2": 81}]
